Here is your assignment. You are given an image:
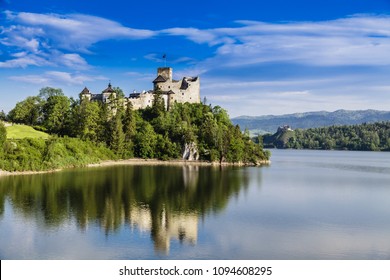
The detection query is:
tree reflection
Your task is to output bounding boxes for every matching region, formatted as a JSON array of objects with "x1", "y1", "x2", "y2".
[{"x1": 0, "y1": 165, "x2": 252, "y2": 253}]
